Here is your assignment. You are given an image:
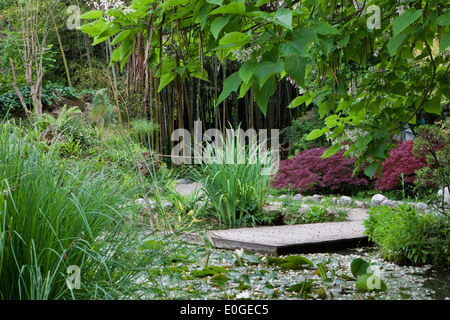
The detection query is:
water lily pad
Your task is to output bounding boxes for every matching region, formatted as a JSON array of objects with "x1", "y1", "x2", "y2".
[
  {"x1": 268, "y1": 257, "x2": 285, "y2": 266},
  {"x1": 284, "y1": 255, "x2": 314, "y2": 267},
  {"x1": 280, "y1": 262, "x2": 302, "y2": 270},
  {"x1": 209, "y1": 273, "x2": 230, "y2": 287},
  {"x1": 286, "y1": 279, "x2": 314, "y2": 293},
  {"x1": 192, "y1": 266, "x2": 227, "y2": 277},
  {"x1": 350, "y1": 258, "x2": 372, "y2": 278},
  {"x1": 355, "y1": 273, "x2": 387, "y2": 292}
]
